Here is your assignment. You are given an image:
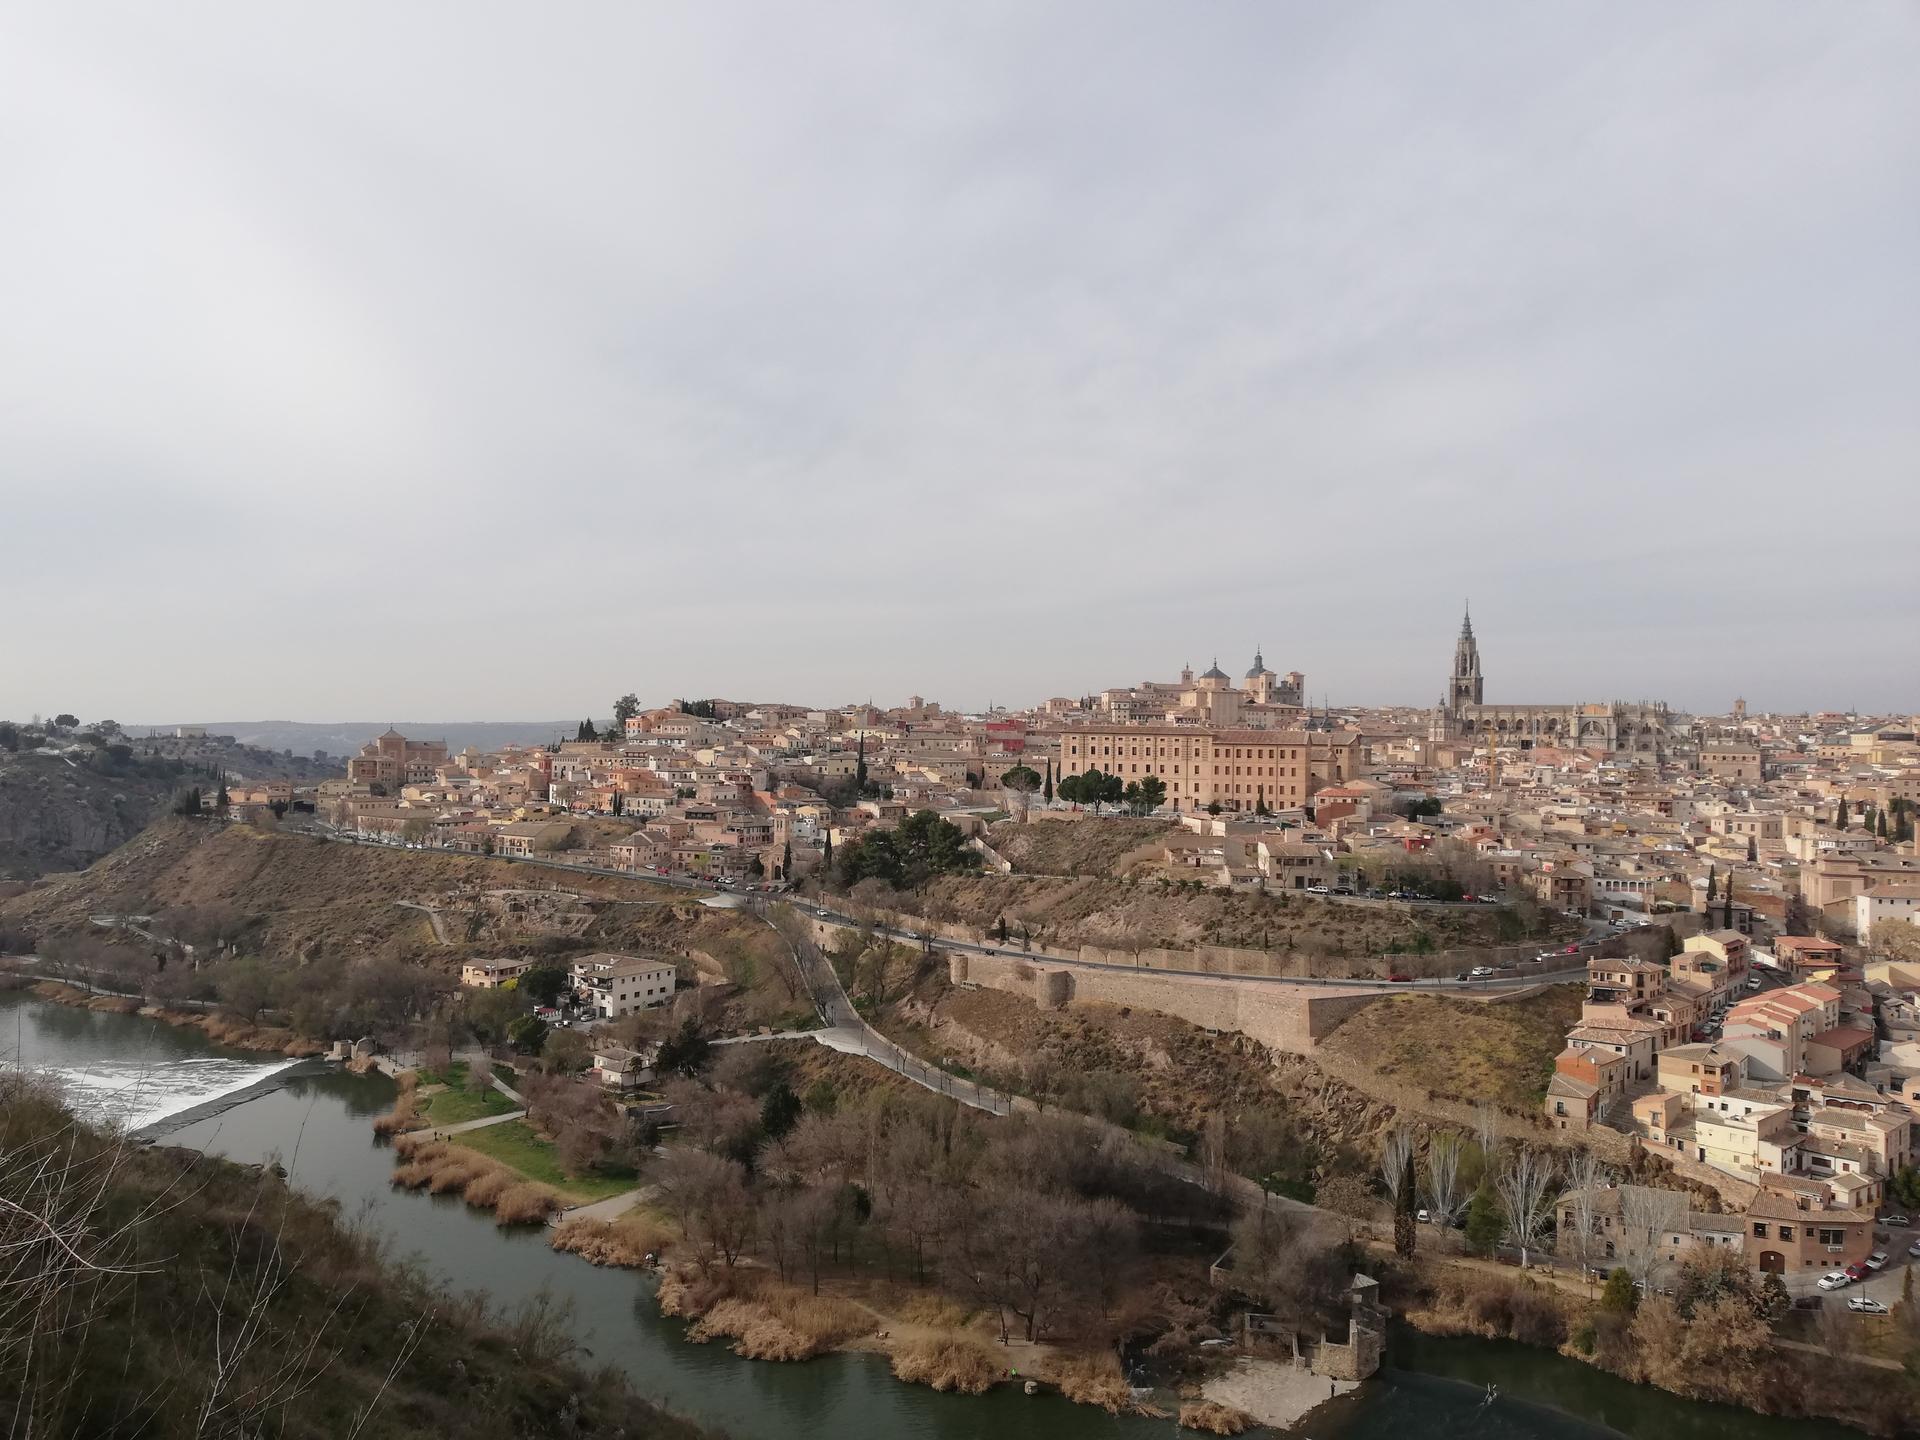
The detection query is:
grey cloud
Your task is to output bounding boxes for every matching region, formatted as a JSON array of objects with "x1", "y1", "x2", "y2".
[{"x1": 1, "y1": 2, "x2": 1915, "y2": 721}]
